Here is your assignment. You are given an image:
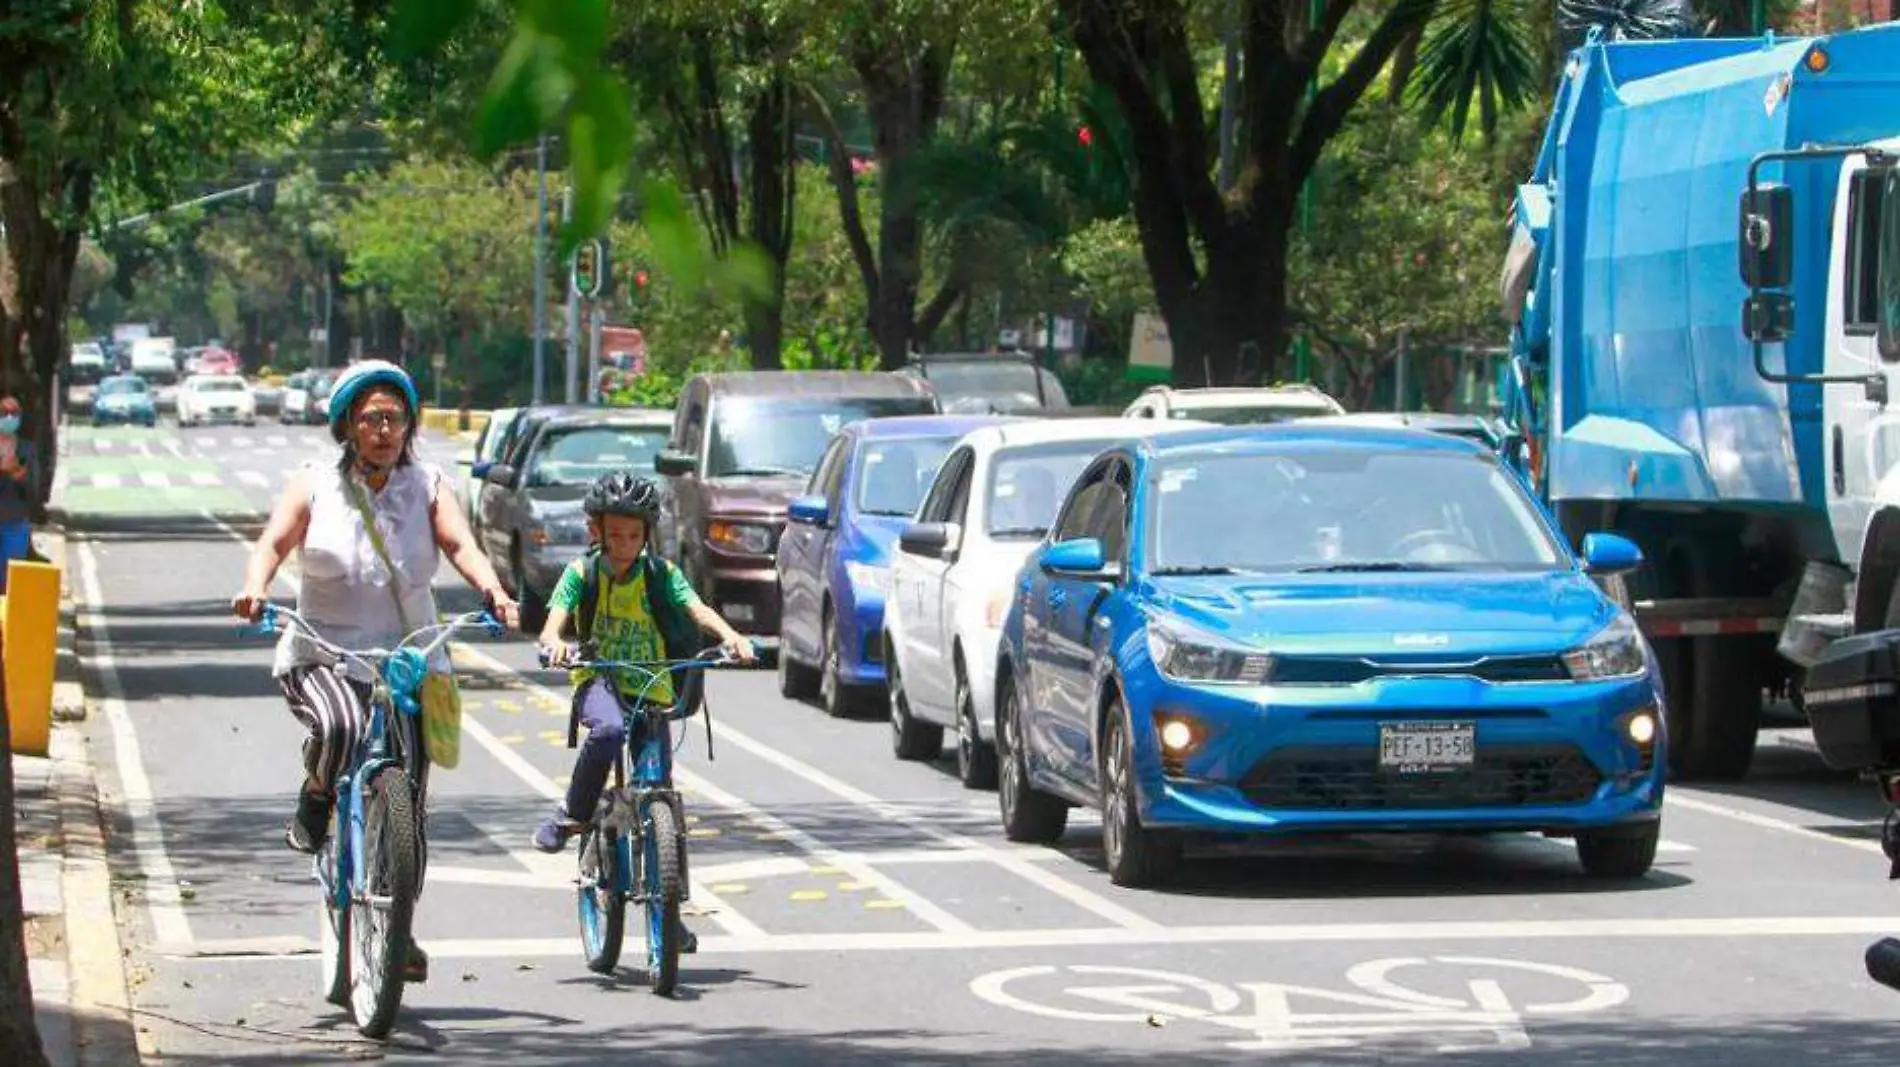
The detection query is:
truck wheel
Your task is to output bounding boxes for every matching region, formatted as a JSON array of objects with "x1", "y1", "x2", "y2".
[{"x1": 1650, "y1": 540, "x2": 1761, "y2": 782}]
